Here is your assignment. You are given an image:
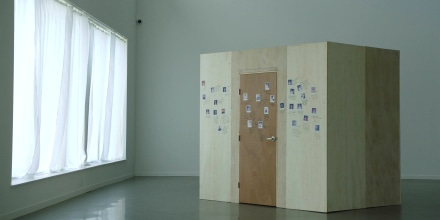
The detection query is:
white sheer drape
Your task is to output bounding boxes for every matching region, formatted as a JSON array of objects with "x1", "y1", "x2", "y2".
[
  {"x1": 12, "y1": 0, "x2": 36, "y2": 178},
  {"x1": 12, "y1": 0, "x2": 127, "y2": 180},
  {"x1": 87, "y1": 27, "x2": 111, "y2": 163}
]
